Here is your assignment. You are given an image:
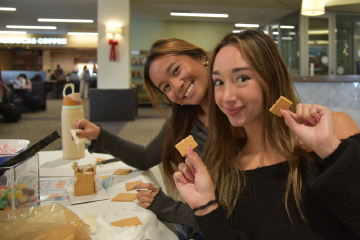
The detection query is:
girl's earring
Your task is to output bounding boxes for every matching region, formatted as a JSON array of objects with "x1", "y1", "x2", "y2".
[{"x1": 204, "y1": 61, "x2": 208, "y2": 69}]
